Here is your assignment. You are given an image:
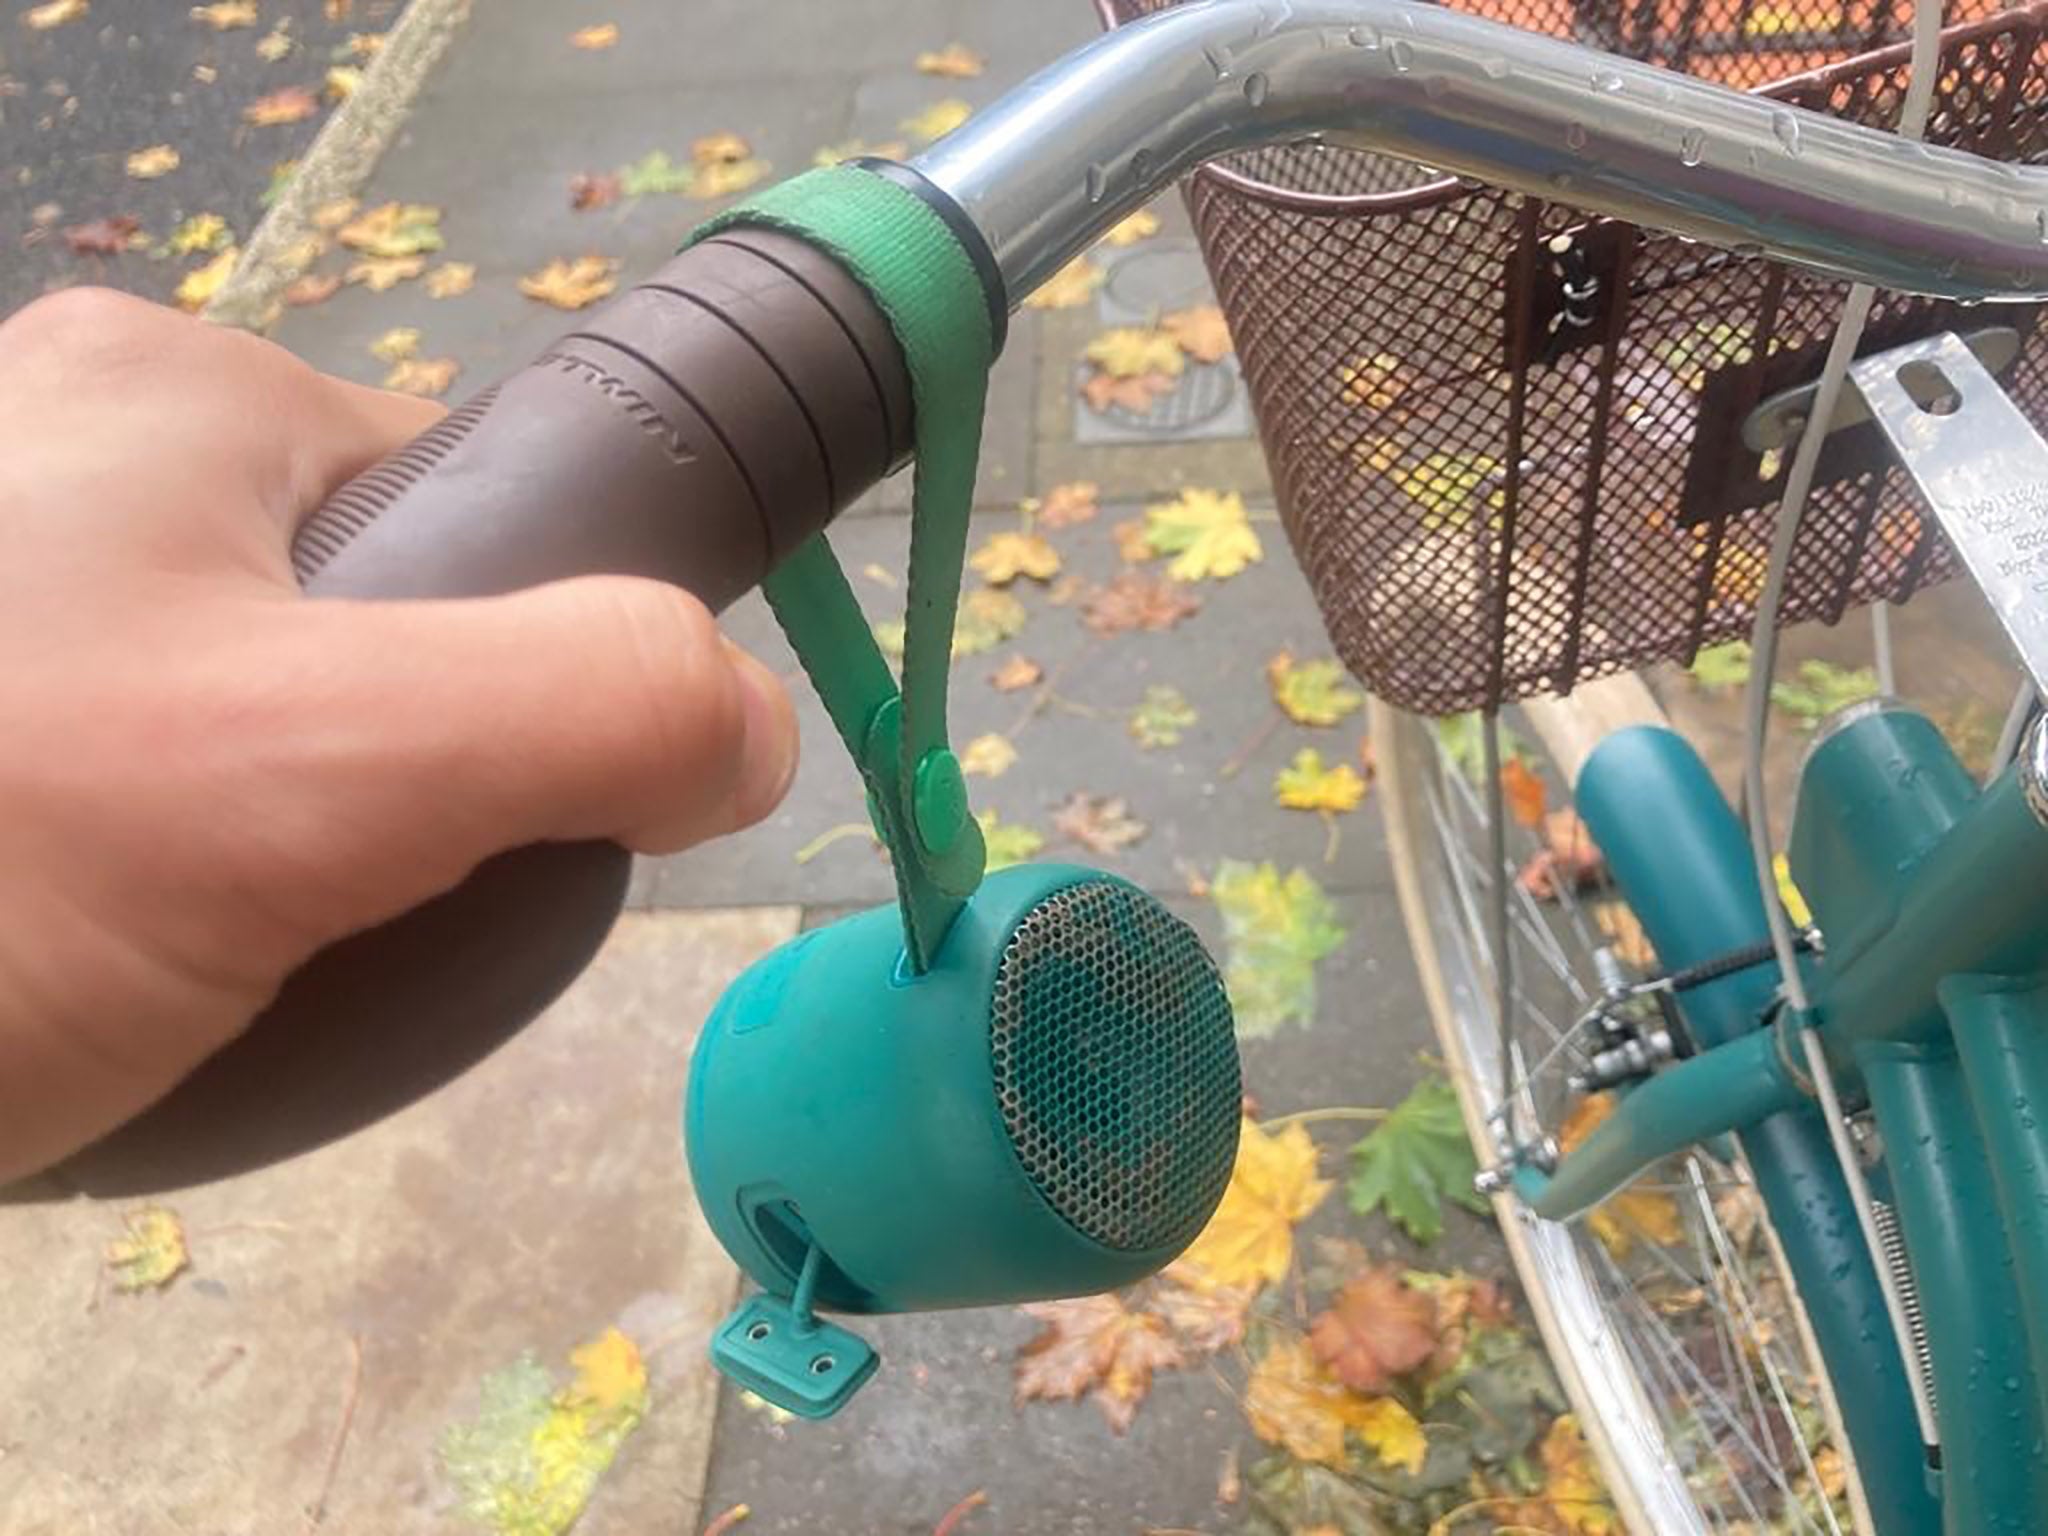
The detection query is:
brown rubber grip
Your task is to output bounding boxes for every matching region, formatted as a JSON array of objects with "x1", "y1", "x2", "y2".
[{"x1": 39, "y1": 227, "x2": 915, "y2": 1196}]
